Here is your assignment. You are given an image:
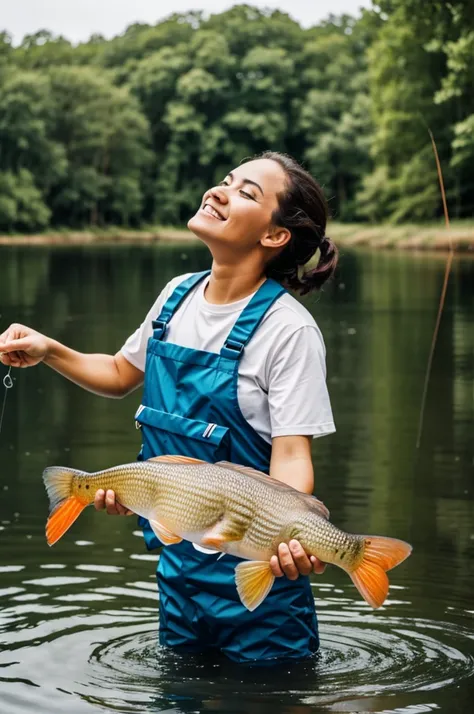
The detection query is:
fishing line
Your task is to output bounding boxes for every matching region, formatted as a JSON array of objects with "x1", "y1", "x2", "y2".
[
  {"x1": 416, "y1": 129, "x2": 454, "y2": 449},
  {"x1": 0, "y1": 364, "x2": 13, "y2": 438}
]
